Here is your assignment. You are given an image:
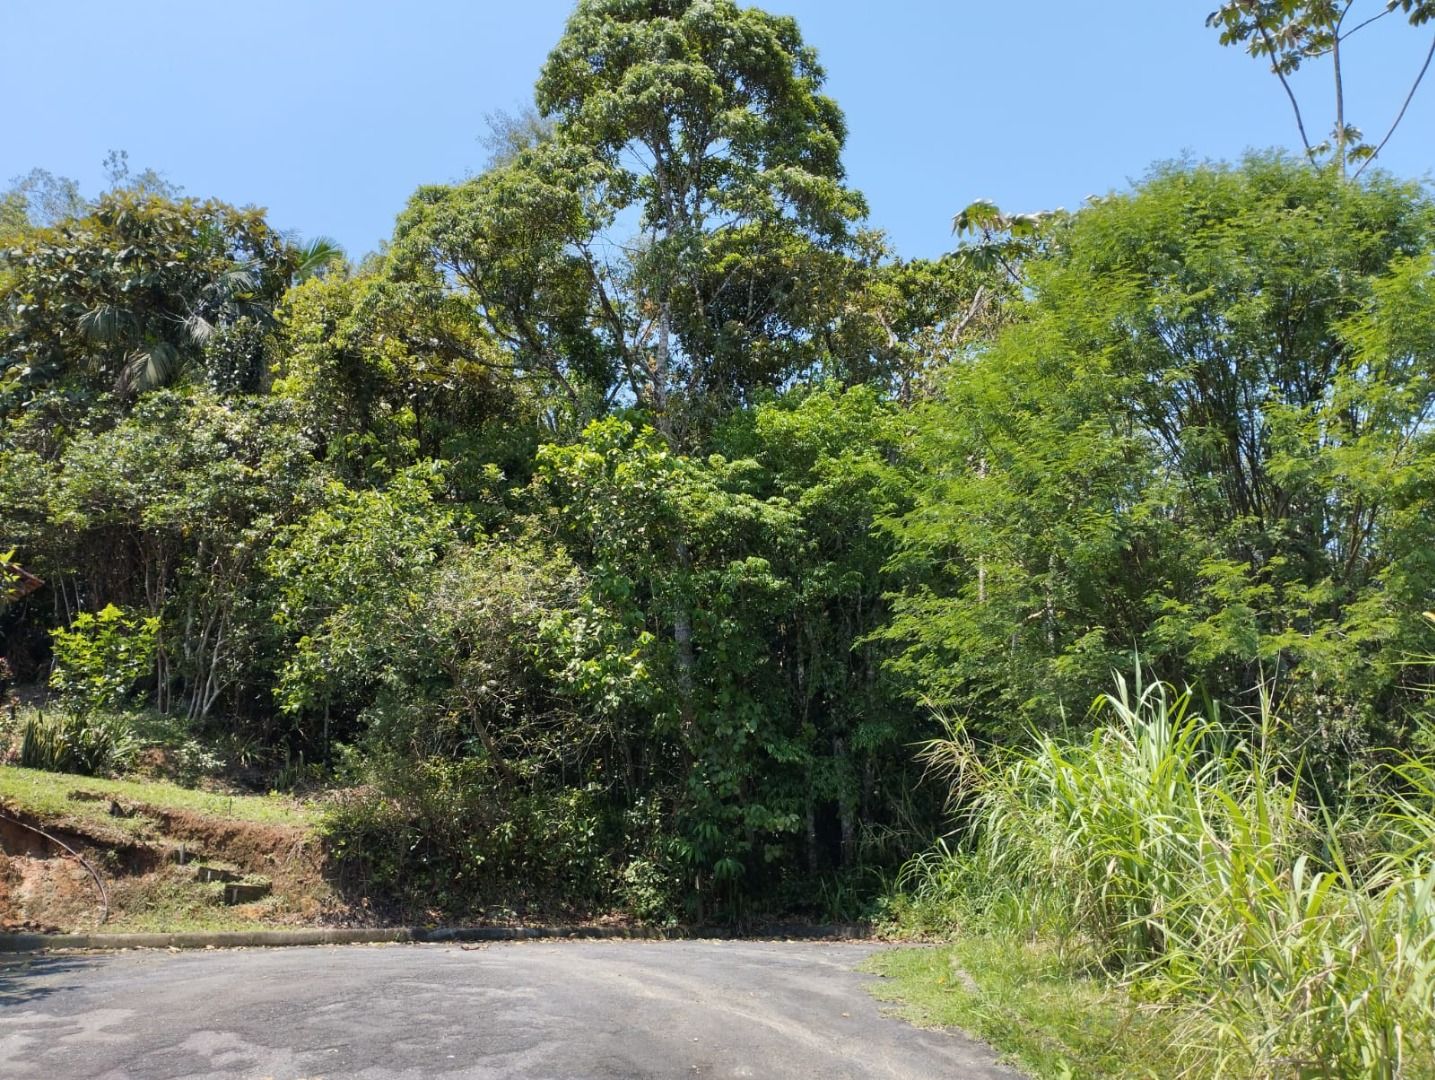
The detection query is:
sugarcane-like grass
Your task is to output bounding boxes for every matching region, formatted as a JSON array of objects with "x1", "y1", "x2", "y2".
[{"x1": 896, "y1": 674, "x2": 1435, "y2": 1077}]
